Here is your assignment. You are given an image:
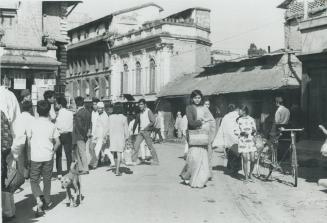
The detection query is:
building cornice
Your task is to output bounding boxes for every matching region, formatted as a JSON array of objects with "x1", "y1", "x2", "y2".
[{"x1": 110, "y1": 33, "x2": 211, "y2": 54}]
